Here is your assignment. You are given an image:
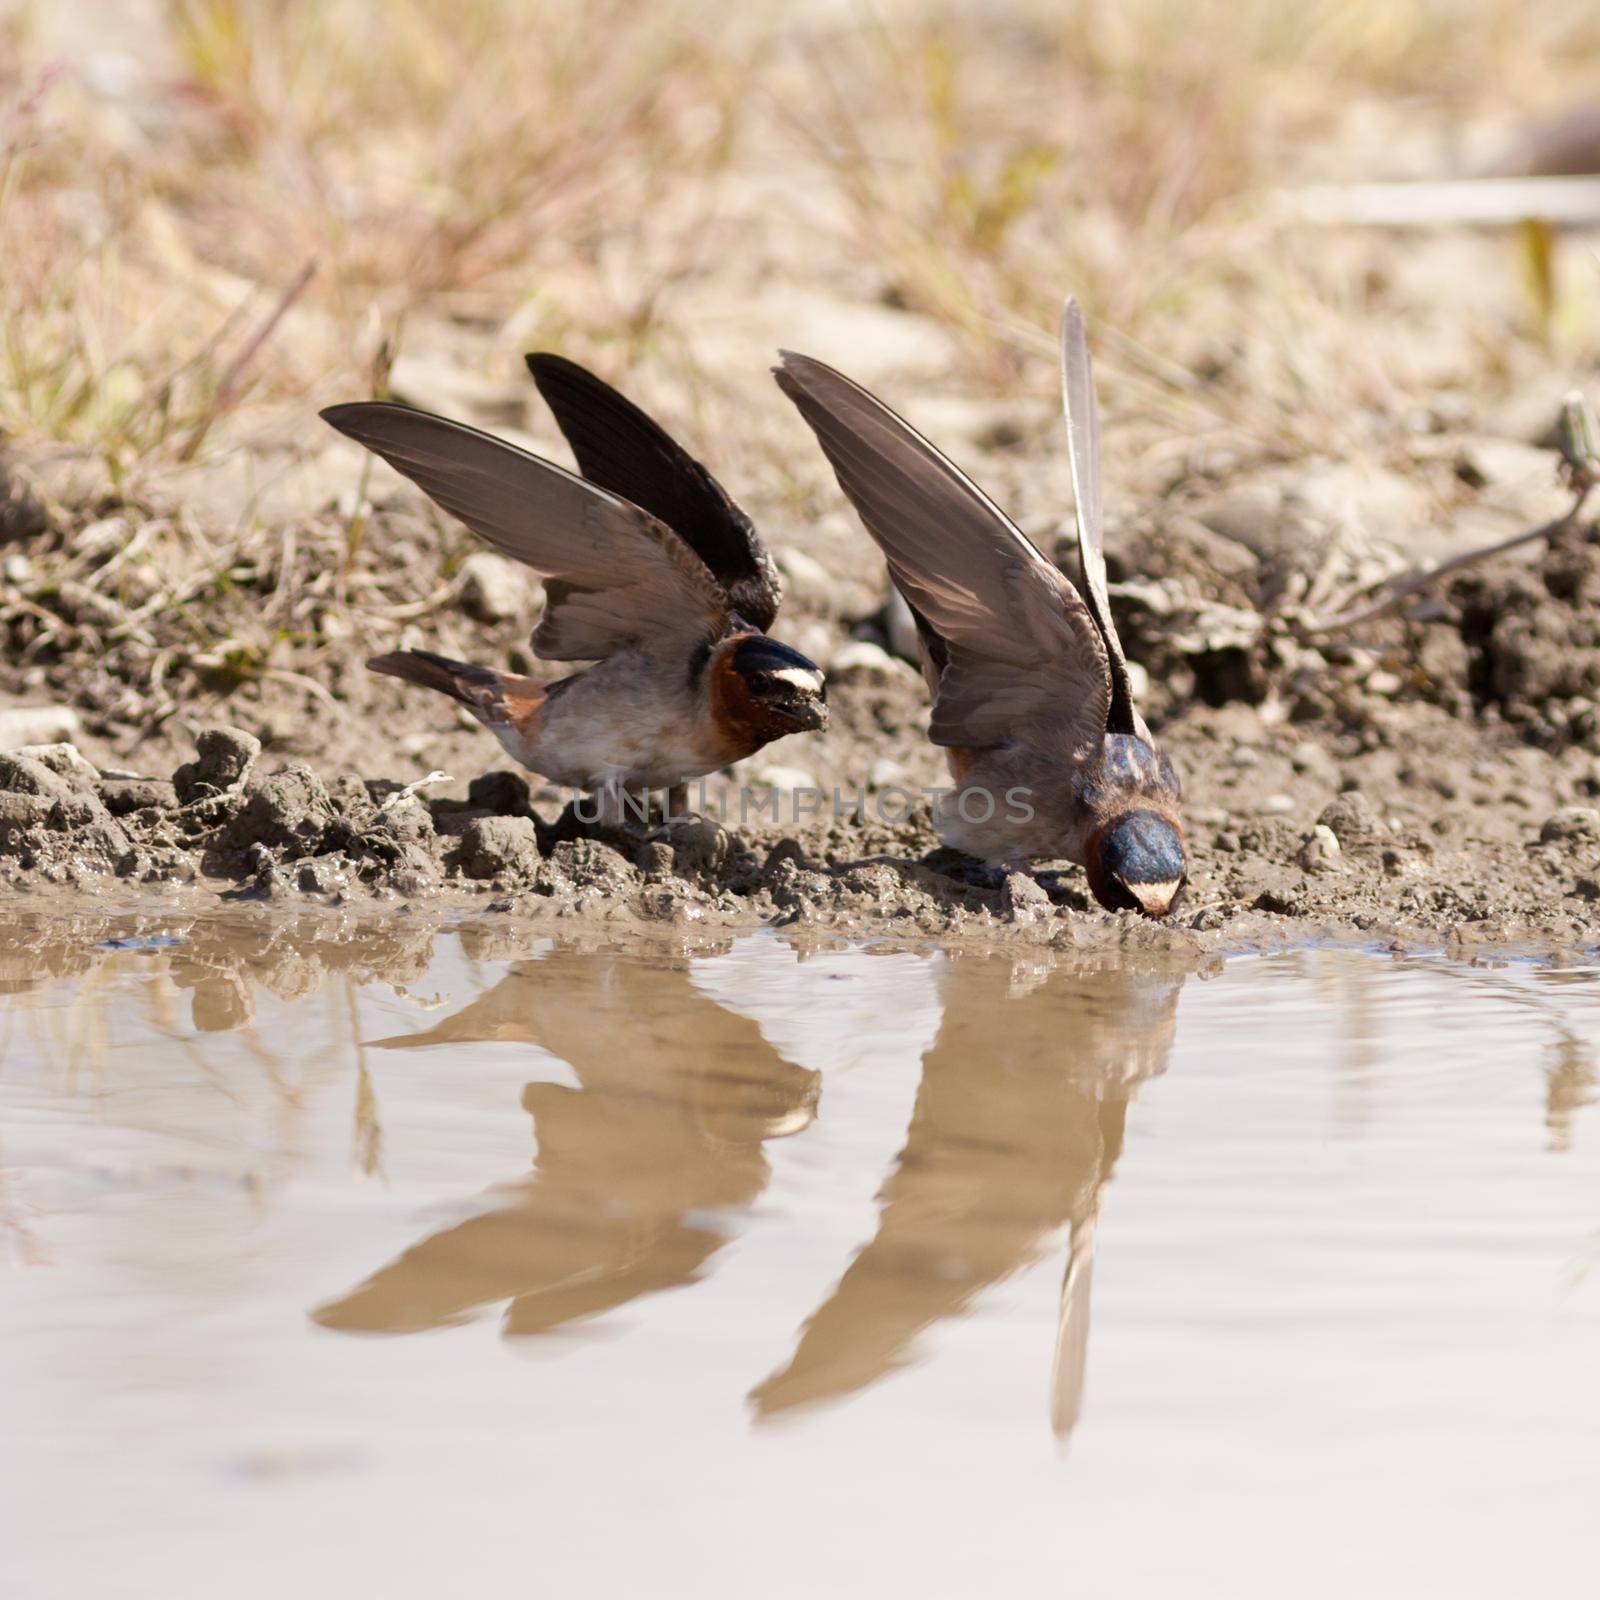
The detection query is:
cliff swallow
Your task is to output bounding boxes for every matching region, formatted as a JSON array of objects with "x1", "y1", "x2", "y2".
[
  {"x1": 322, "y1": 357, "x2": 826, "y2": 798},
  {"x1": 774, "y1": 299, "x2": 1187, "y2": 917}
]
